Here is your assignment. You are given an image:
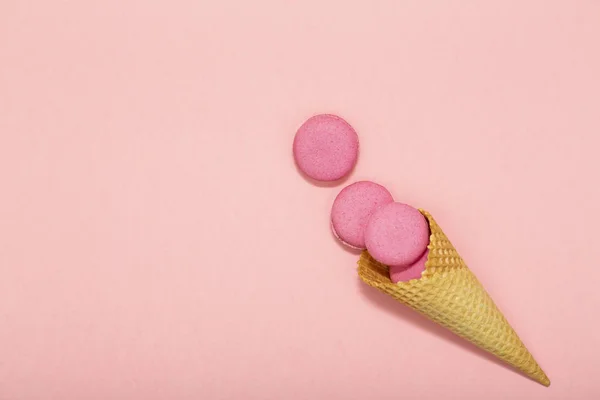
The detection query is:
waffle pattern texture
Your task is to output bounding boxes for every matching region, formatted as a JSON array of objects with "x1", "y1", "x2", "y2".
[{"x1": 358, "y1": 210, "x2": 550, "y2": 386}]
